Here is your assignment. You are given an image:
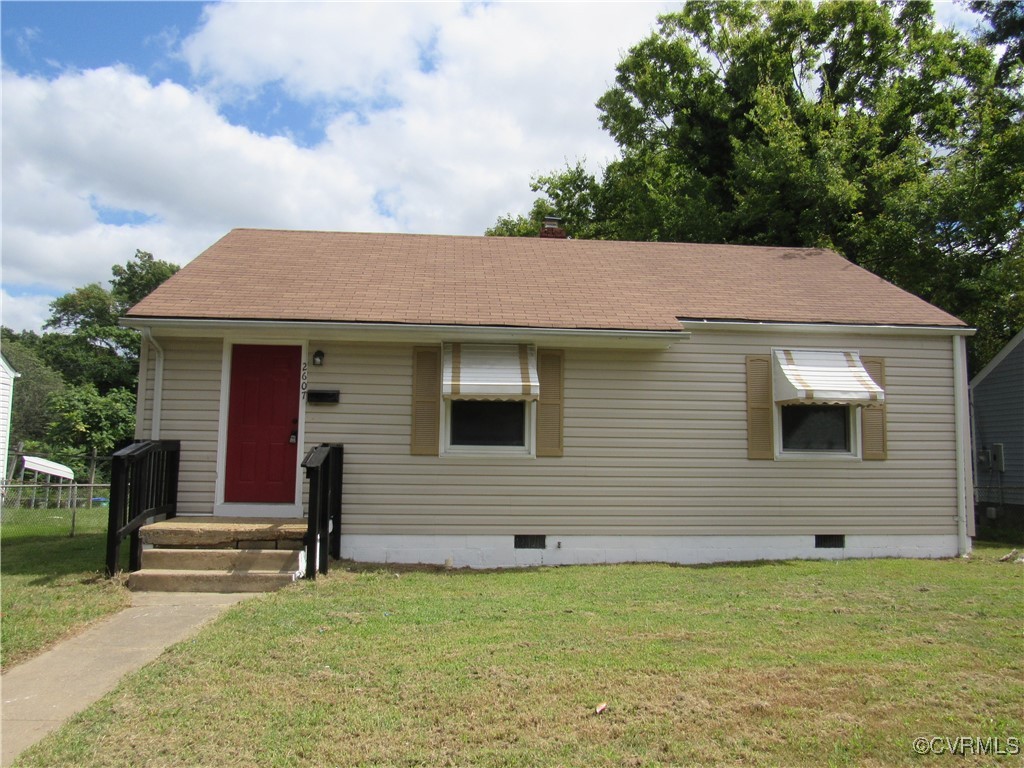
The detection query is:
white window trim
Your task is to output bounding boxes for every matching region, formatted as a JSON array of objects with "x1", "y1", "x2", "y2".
[
  {"x1": 440, "y1": 398, "x2": 536, "y2": 458},
  {"x1": 773, "y1": 402, "x2": 862, "y2": 461}
]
